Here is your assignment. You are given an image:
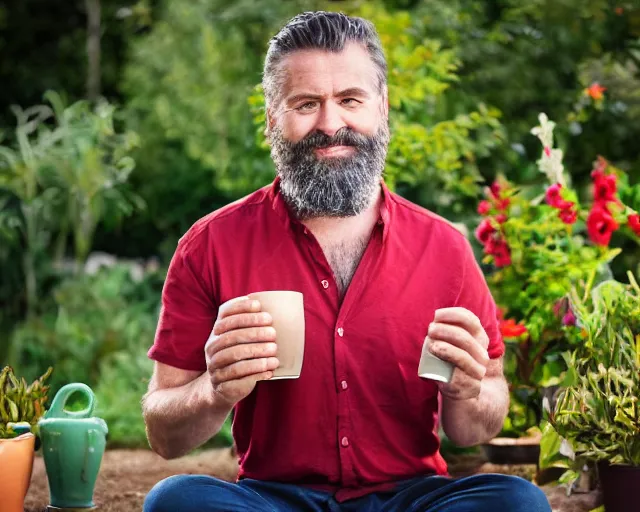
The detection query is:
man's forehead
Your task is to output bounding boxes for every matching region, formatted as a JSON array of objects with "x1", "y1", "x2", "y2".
[{"x1": 280, "y1": 43, "x2": 379, "y2": 98}]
